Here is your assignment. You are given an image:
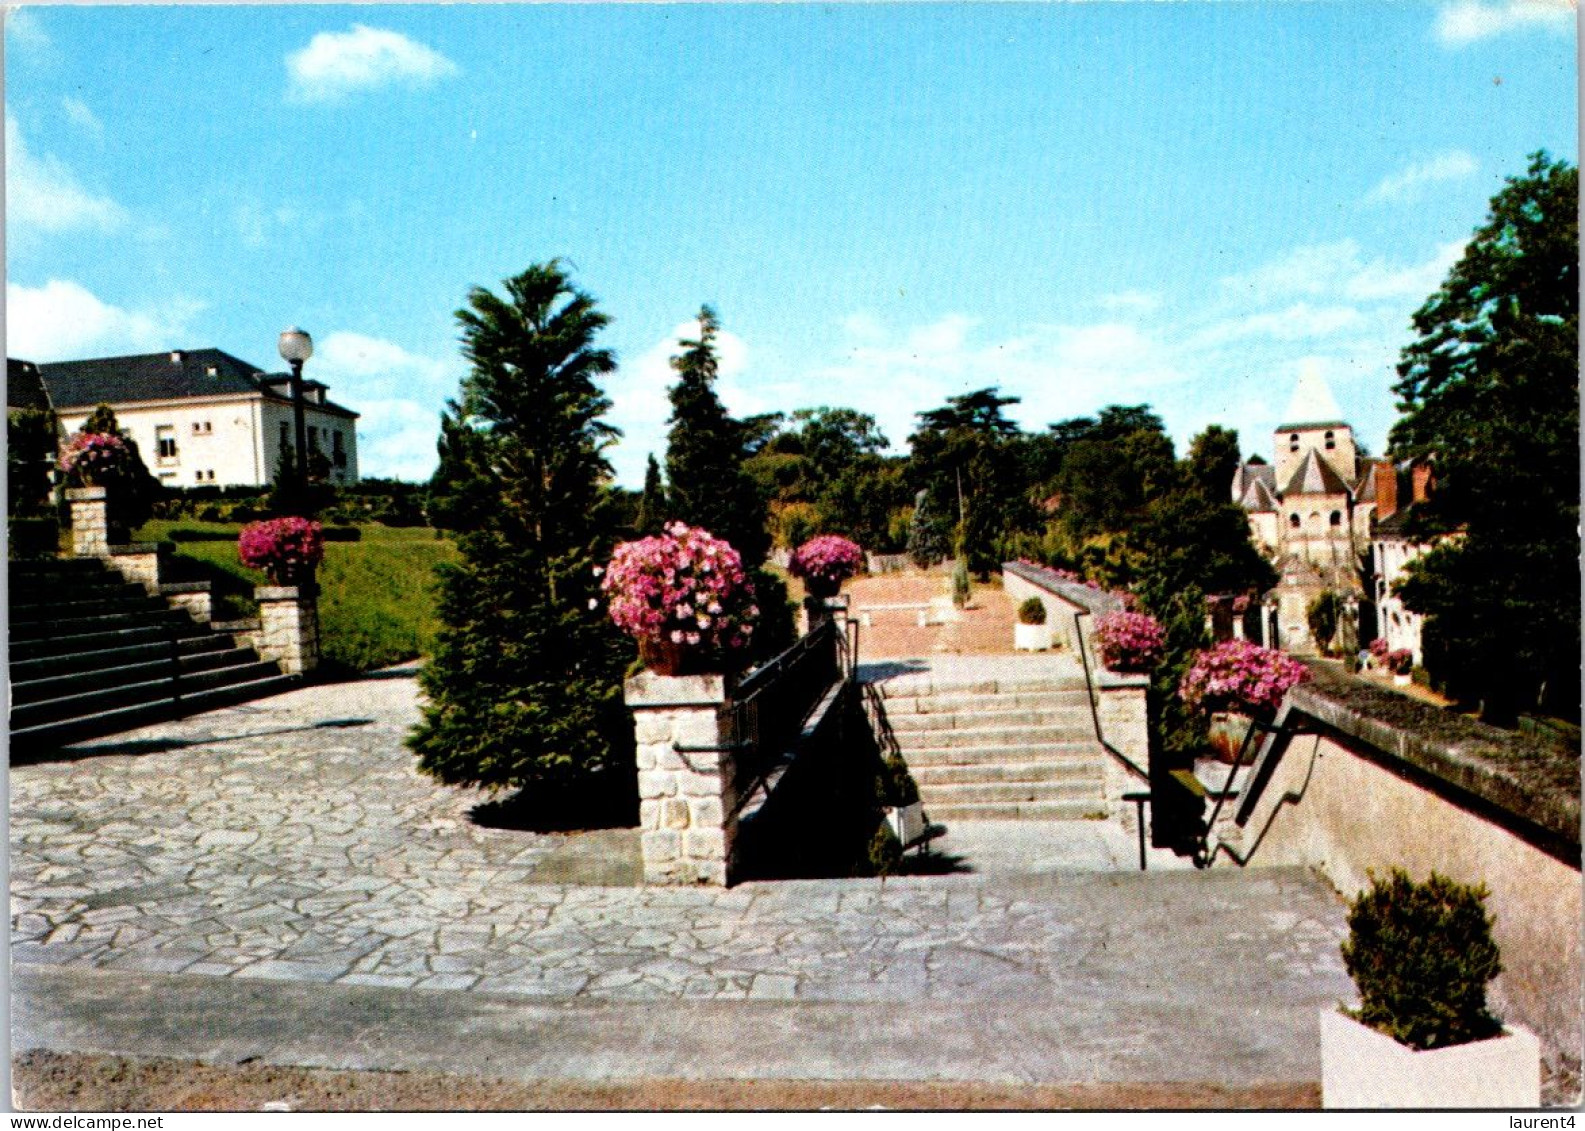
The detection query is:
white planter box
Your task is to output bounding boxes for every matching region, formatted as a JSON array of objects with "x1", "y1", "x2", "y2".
[
  {"x1": 1014, "y1": 622, "x2": 1052, "y2": 652},
  {"x1": 886, "y1": 802, "x2": 929, "y2": 849},
  {"x1": 1320, "y1": 1008, "x2": 1540, "y2": 1109}
]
